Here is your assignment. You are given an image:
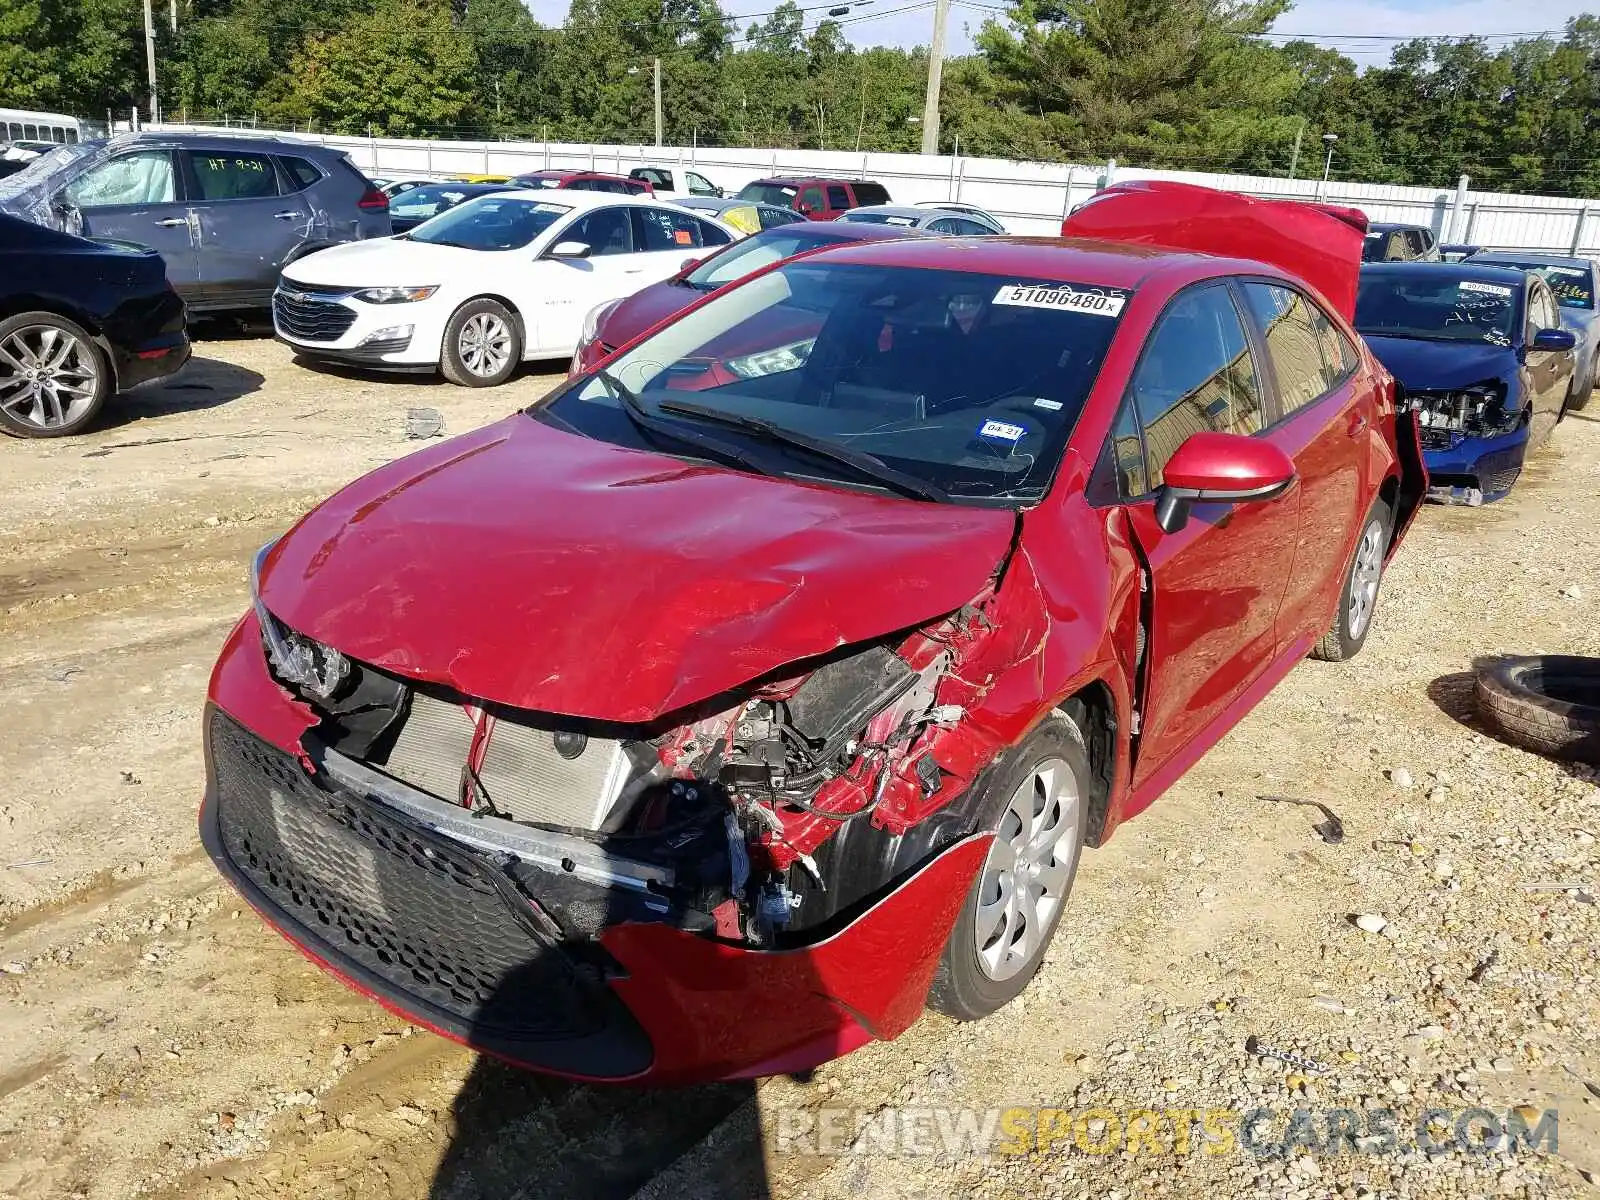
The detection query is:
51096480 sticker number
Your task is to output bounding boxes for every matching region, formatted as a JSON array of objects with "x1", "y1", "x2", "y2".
[{"x1": 993, "y1": 284, "x2": 1127, "y2": 317}]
